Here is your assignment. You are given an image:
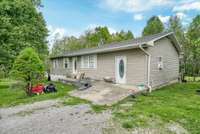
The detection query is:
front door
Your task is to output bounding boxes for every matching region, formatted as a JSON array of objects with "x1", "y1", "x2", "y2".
[
  {"x1": 115, "y1": 56, "x2": 127, "y2": 84},
  {"x1": 72, "y1": 57, "x2": 77, "y2": 74}
]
